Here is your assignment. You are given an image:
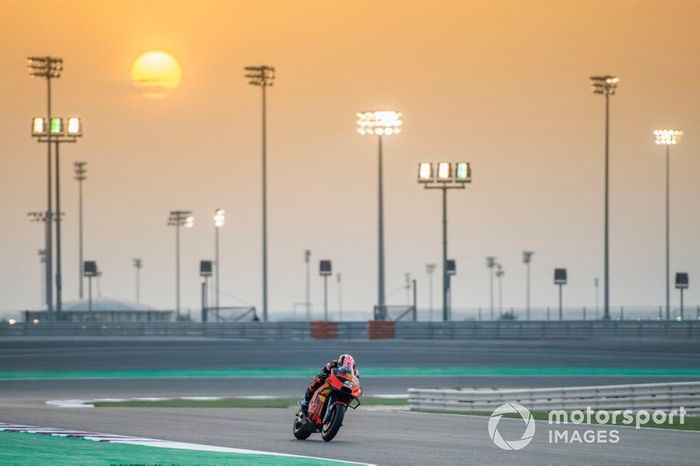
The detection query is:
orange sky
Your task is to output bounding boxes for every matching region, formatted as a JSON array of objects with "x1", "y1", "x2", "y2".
[{"x1": 1, "y1": 0, "x2": 699, "y2": 317}]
